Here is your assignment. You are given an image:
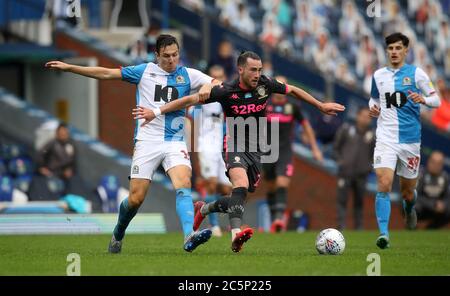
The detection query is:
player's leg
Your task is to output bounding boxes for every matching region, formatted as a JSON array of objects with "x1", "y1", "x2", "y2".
[
  {"x1": 353, "y1": 175, "x2": 367, "y2": 230},
  {"x1": 263, "y1": 162, "x2": 277, "y2": 222},
  {"x1": 397, "y1": 143, "x2": 421, "y2": 230},
  {"x1": 204, "y1": 176, "x2": 222, "y2": 236},
  {"x1": 164, "y1": 142, "x2": 212, "y2": 252},
  {"x1": 336, "y1": 177, "x2": 350, "y2": 230},
  {"x1": 109, "y1": 178, "x2": 150, "y2": 253},
  {"x1": 375, "y1": 168, "x2": 394, "y2": 247},
  {"x1": 373, "y1": 142, "x2": 397, "y2": 249},
  {"x1": 109, "y1": 140, "x2": 159, "y2": 253},
  {"x1": 271, "y1": 175, "x2": 290, "y2": 232},
  {"x1": 399, "y1": 177, "x2": 418, "y2": 229},
  {"x1": 270, "y1": 155, "x2": 293, "y2": 232},
  {"x1": 197, "y1": 152, "x2": 221, "y2": 235}
]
